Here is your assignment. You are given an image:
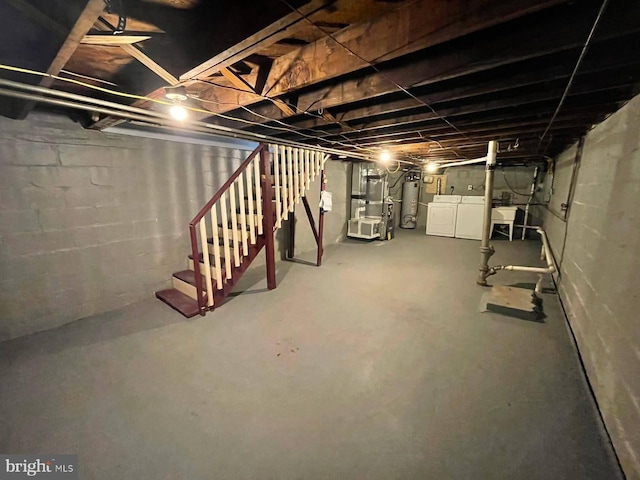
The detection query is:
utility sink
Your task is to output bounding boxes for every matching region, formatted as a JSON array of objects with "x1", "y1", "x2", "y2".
[
  {"x1": 491, "y1": 207, "x2": 518, "y2": 241},
  {"x1": 492, "y1": 206, "x2": 517, "y2": 222}
]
